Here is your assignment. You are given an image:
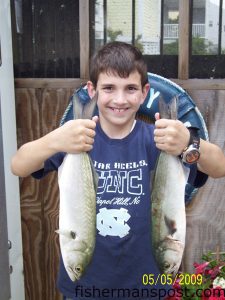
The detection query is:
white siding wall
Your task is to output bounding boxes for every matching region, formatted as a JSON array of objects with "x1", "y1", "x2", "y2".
[
  {"x1": 107, "y1": 0, "x2": 132, "y2": 42},
  {"x1": 205, "y1": 0, "x2": 220, "y2": 48}
]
